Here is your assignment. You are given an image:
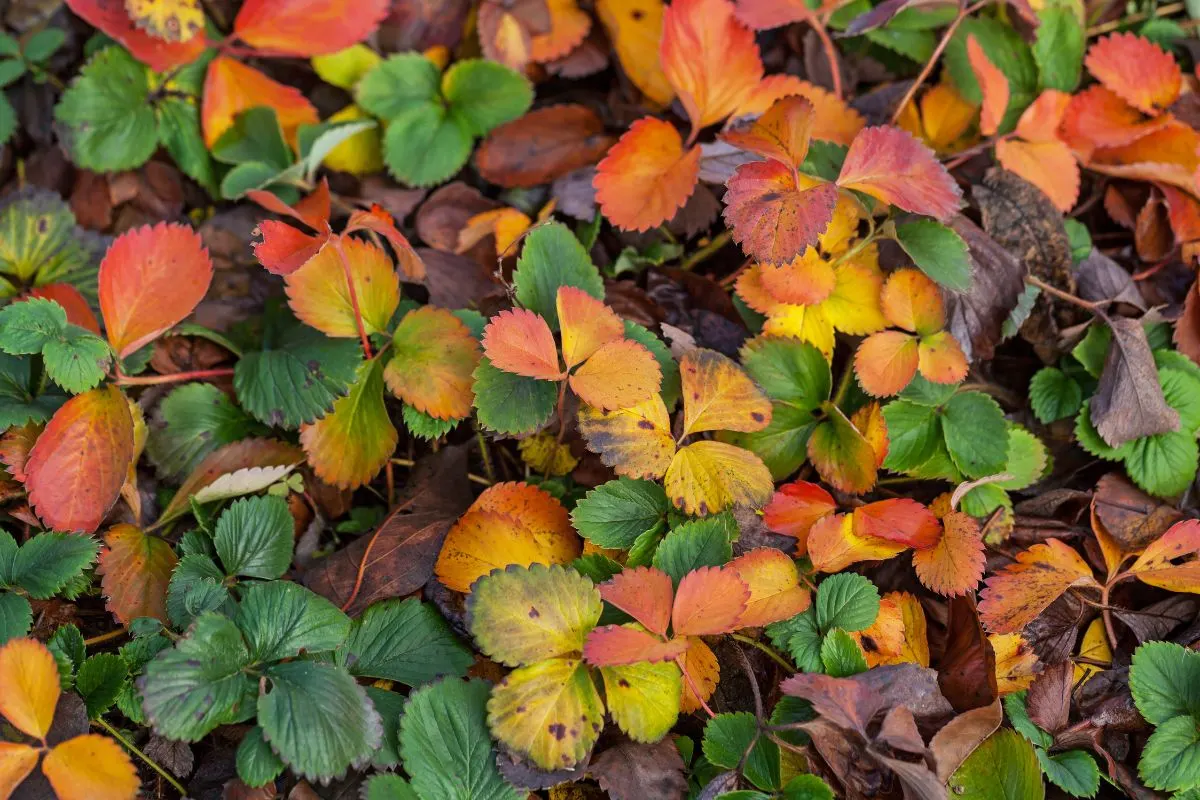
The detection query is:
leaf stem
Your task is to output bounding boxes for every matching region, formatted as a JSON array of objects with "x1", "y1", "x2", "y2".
[
  {"x1": 82, "y1": 629, "x2": 127, "y2": 647},
  {"x1": 676, "y1": 655, "x2": 717, "y2": 718},
  {"x1": 810, "y1": 14, "x2": 843, "y2": 99},
  {"x1": 94, "y1": 717, "x2": 188, "y2": 797},
  {"x1": 332, "y1": 236, "x2": 374, "y2": 360},
  {"x1": 889, "y1": 0, "x2": 992, "y2": 126},
  {"x1": 1024, "y1": 275, "x2": 1101, "y2": 313},
  {"x1": 114, "y1": 367, "x2": 235, "y2": 387},
  {"x1": 730, "y1": 632, "x2": 795, "y2": 672},
  {"x1": 680, "y1": 230, "x2": 734, "y2": 271},
  {"x1": 831, "y1": 362, "x2": 856, "y2": 409}
]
